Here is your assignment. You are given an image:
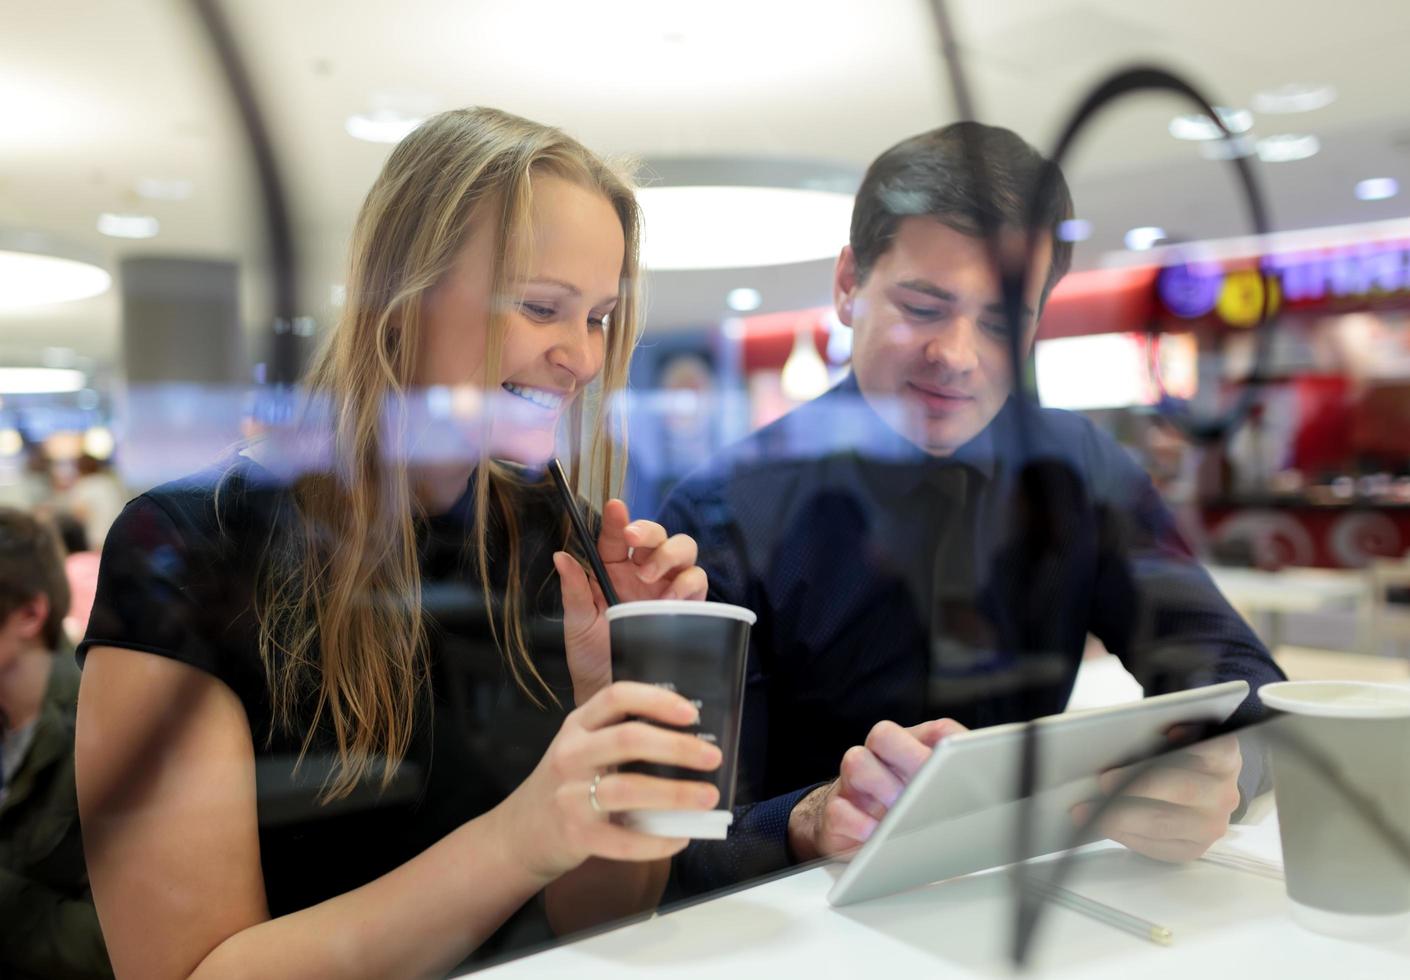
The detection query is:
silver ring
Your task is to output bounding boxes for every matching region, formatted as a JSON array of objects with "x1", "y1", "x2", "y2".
[{"x1": 588, "y1": 772, "x2": 605, "y2": 814}]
